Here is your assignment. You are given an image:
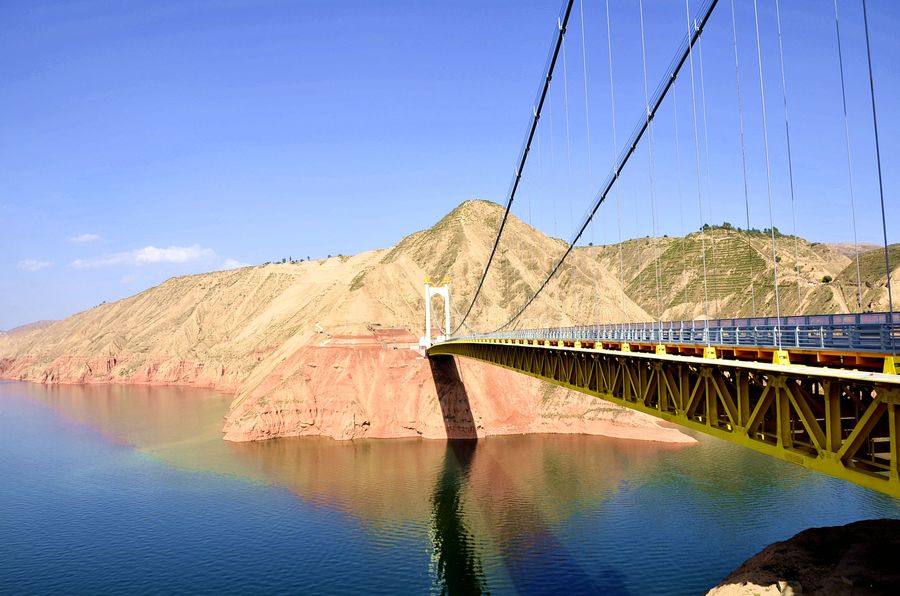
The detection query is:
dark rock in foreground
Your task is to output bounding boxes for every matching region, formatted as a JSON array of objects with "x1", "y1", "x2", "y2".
[{"x1": 708, "y1": 519, "x2": 900, "y2": 595}]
